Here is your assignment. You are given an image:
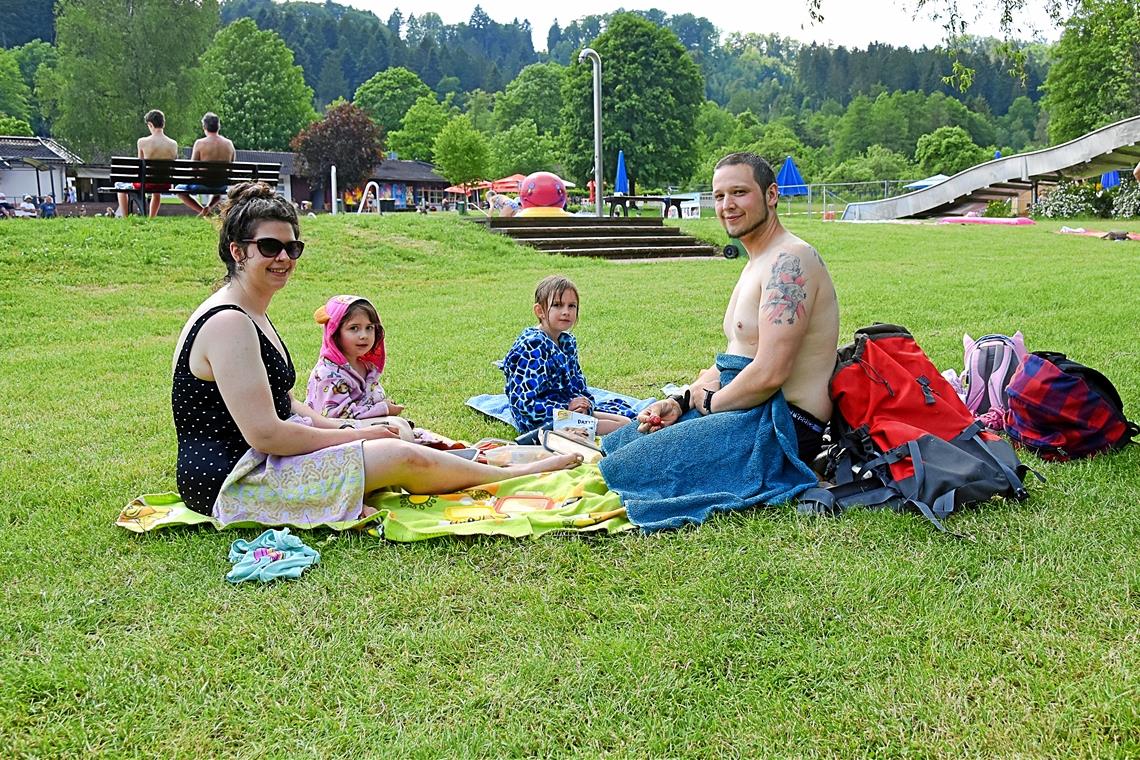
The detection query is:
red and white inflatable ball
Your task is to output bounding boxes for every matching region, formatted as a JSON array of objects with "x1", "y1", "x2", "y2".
[{"x1": 519, "y1": 171, "x2": 567, "y2": 210}]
